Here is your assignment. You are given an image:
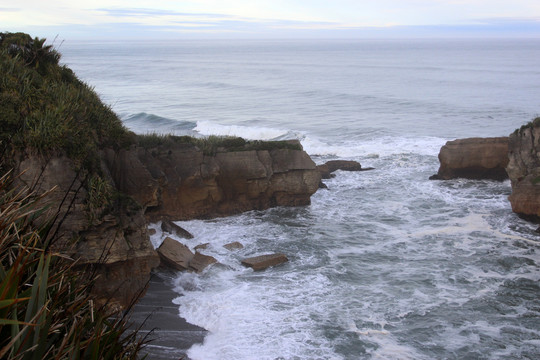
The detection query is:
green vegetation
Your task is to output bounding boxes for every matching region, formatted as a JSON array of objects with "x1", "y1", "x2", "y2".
[
  {"x1": 0, "y1": 173, "x2": 147, "y2": 359},
  {"x1": 0, "y1": 32, "x2": 131, "y2": 171},
  {"x1": 514, "y1": 117, "x2": 540, "y2": 135},
  {"x1": 137, "y1": 133, "x2": 302, "y2": 155}
]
